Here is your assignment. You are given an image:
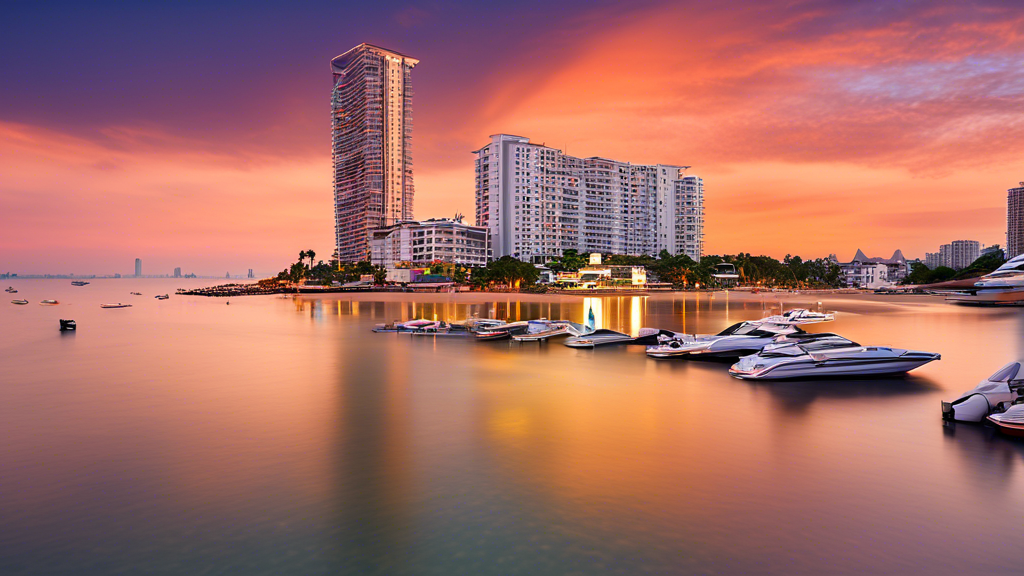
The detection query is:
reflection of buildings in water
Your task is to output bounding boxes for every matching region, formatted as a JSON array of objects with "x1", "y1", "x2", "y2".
[
  {"x1": 583, "y1": 297, "x2": 603, "y2": 330},
  {"x1": 330, "y1": 328, "x2": 414, "y2": 573}
]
